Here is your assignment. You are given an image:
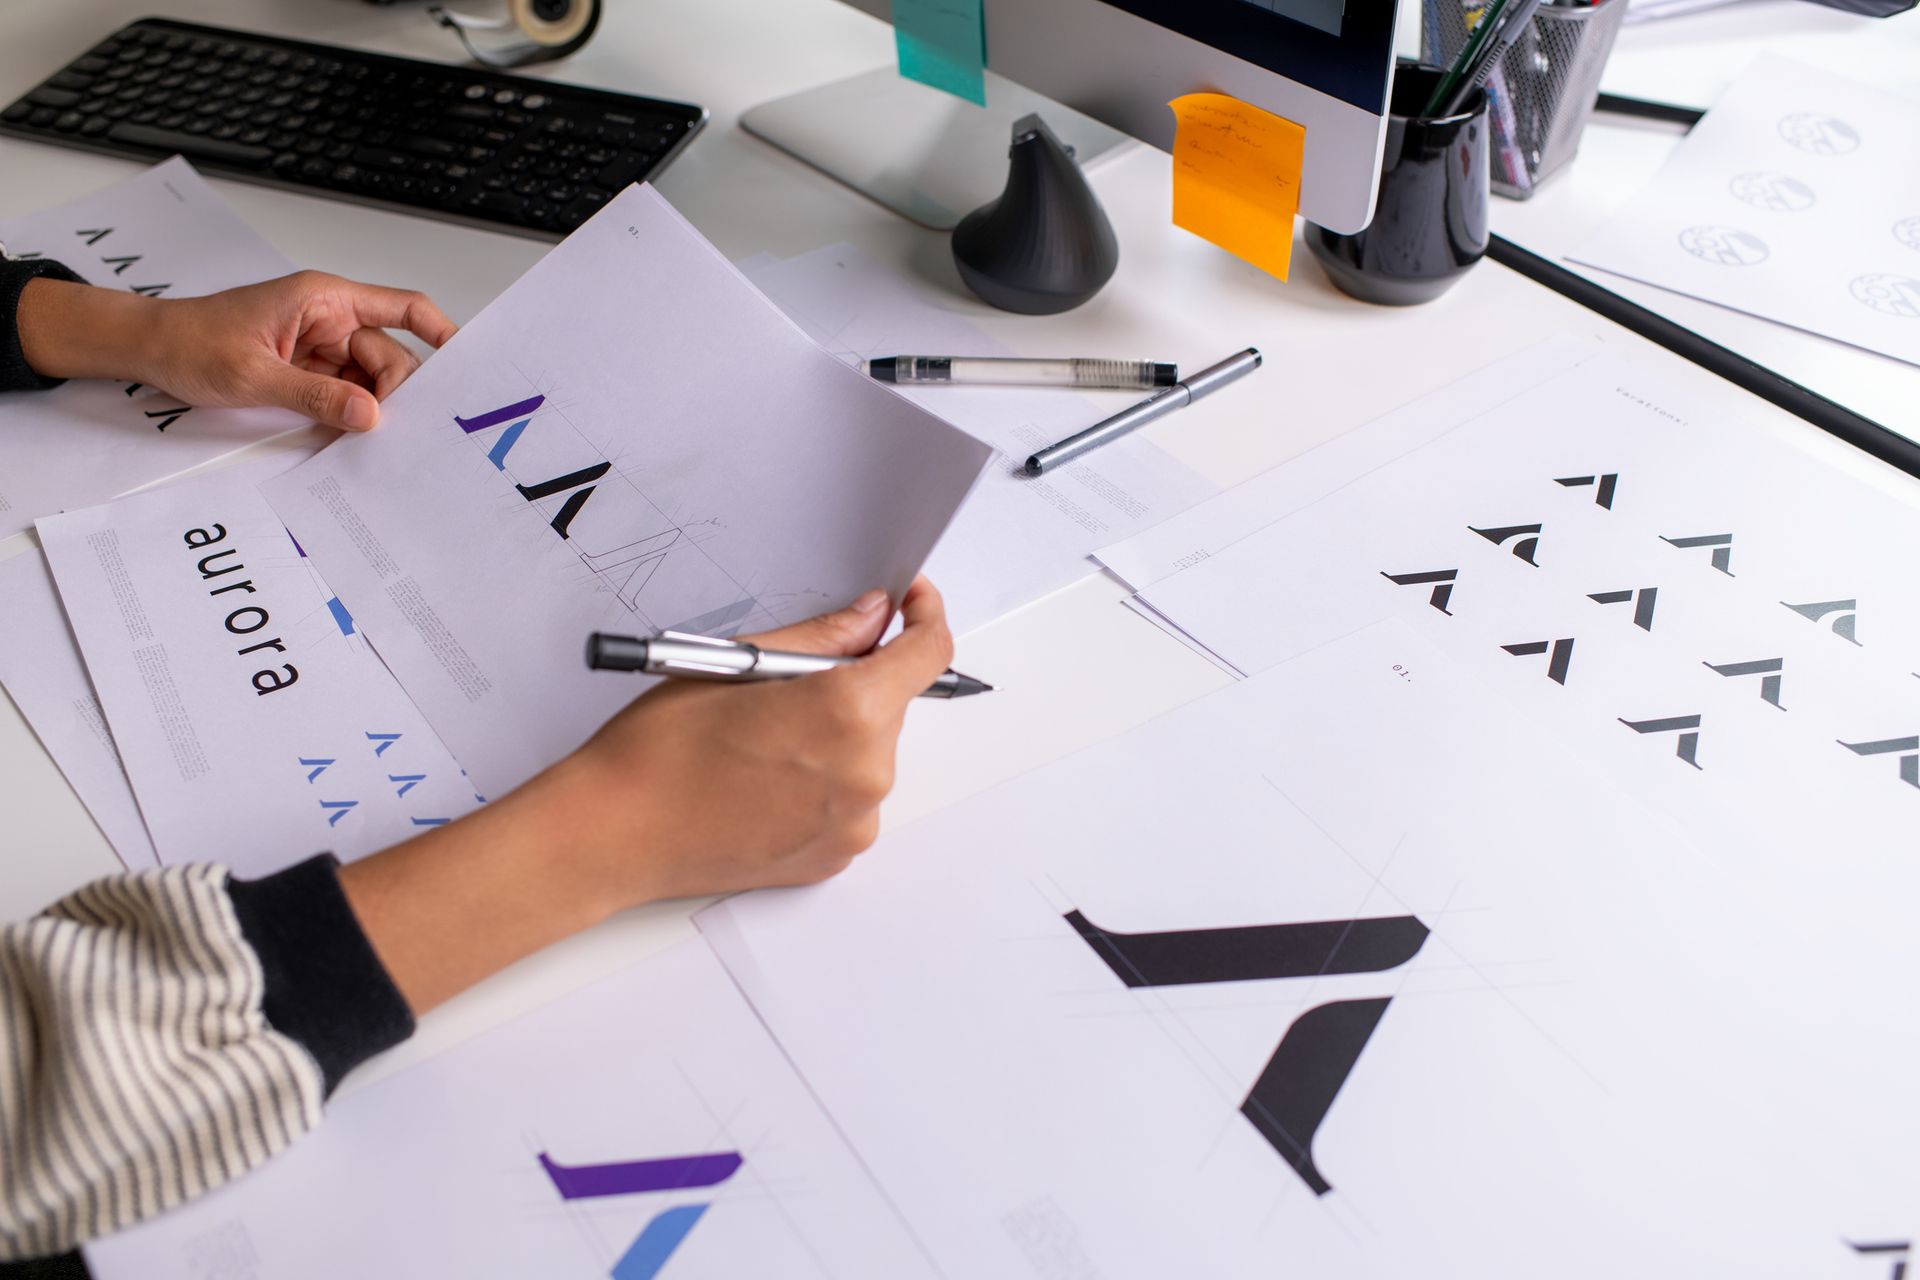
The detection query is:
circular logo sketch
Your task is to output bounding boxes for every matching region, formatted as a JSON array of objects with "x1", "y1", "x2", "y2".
[
  {"x1": 1728, "y1": 171, "x2": 1816, "y2": 212},
  {"x1": 1849, "y1": 273, "x2": 1920, "y2": 319},
  {"x1": 1777, "y1": 112, "x2": 1861, "y2": 156},
  {"x1": 1678, "y1": 225, "x2": 1770, "y2": 267},
  {"x1": 1894, "y1": 216, "x2": 1920, "y2": 252}
]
